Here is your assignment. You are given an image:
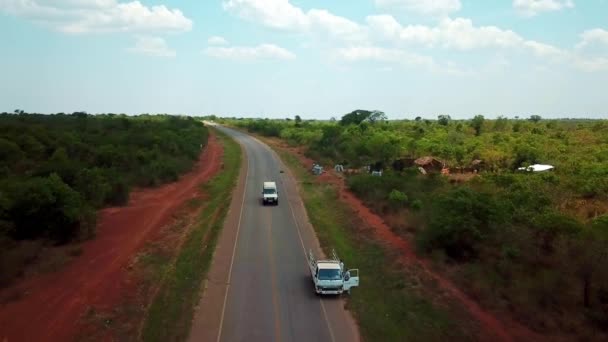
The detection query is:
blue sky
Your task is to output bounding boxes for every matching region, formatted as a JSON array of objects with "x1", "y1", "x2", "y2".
[{"x1": 1, "y1": 0, "x2": 607, "y2": 119}]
